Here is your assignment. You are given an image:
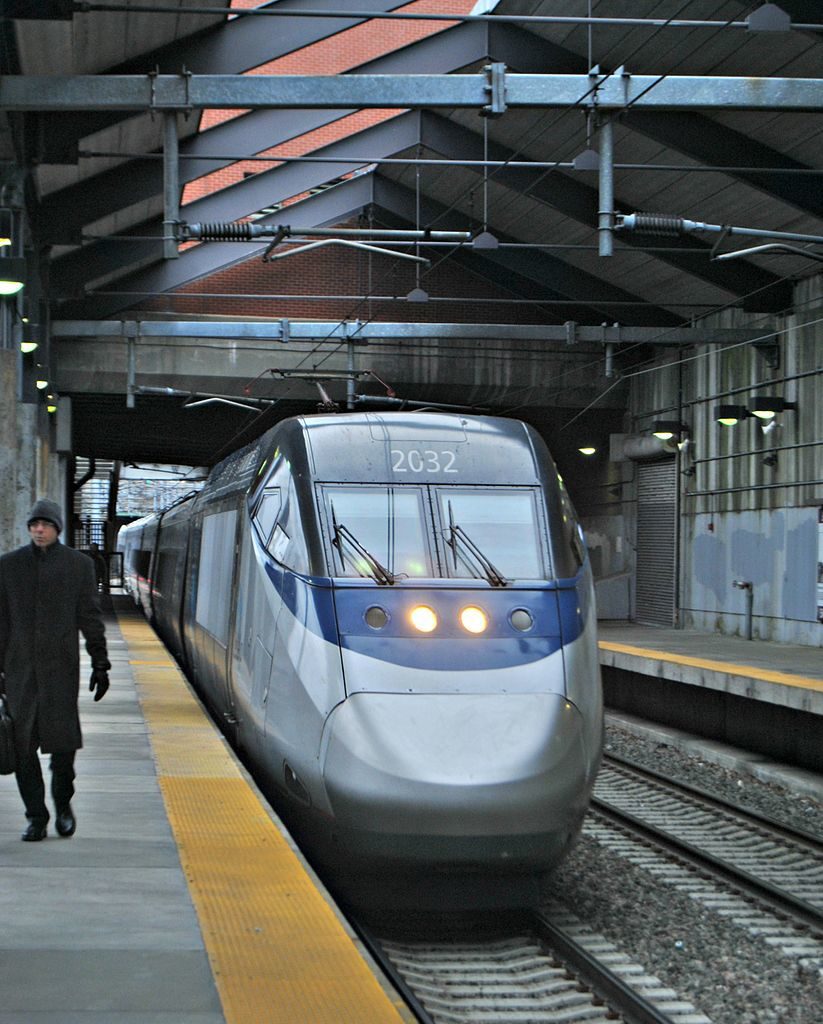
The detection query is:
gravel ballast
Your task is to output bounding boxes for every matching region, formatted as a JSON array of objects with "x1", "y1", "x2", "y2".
[{"x1": 542, "y1": 717, "x2": 823, "y2": 1024}]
